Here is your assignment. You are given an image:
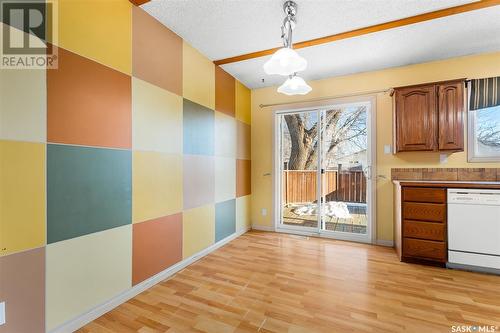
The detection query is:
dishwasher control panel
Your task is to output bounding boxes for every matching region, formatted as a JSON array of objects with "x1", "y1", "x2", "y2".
[{"x1": 448, "y1": 189, "x2": 500, "y2": 205}]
